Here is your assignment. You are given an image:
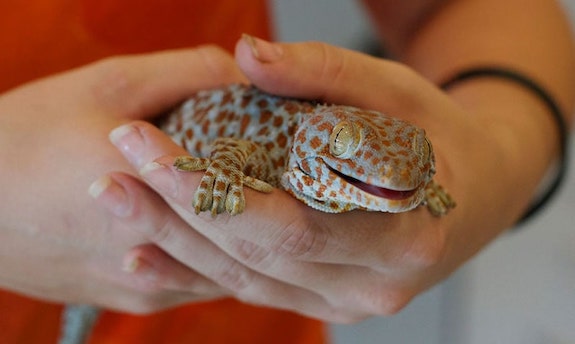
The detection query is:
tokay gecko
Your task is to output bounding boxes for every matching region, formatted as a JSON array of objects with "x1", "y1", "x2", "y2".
[{"x1": 161, "y1": 84, "x2": 455, "y2": 216}]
